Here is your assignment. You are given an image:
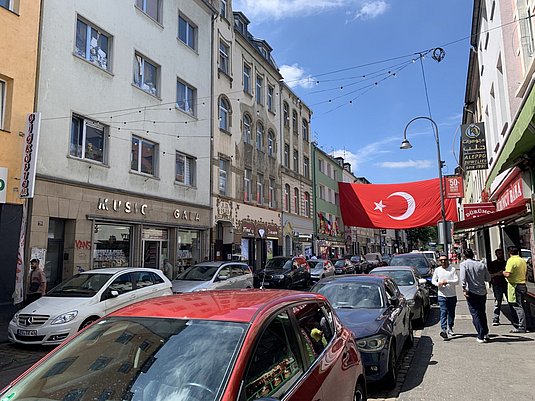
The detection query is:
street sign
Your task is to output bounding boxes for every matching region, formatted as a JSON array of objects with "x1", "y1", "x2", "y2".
[
  {"x1": 461, "y1": 122, "x2": 488, "y2": 170},
  {"x1": 0, "y1": 167, "x2": 7, "y2": 203}
]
